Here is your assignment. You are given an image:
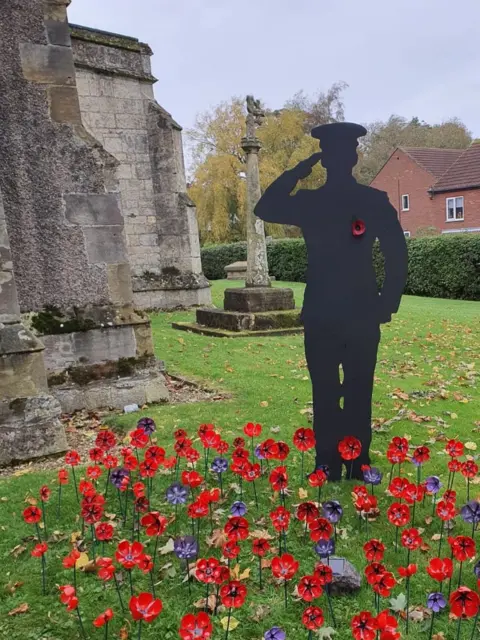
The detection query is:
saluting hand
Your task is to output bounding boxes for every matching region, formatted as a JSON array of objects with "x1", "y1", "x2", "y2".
[{"x1": 292, "y1": 153, "x2": 322, "y2": 180}]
